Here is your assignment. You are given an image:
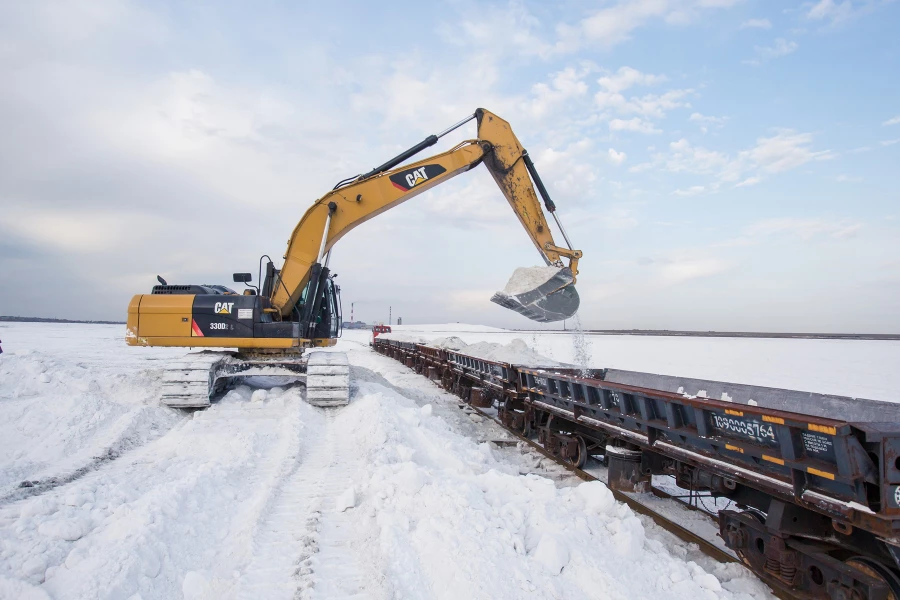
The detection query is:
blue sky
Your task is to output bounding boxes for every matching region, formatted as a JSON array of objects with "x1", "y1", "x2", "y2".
[{"x1": 1, "y1": 0, "x2": 898, "y2": 331}]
